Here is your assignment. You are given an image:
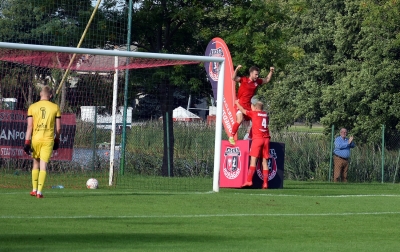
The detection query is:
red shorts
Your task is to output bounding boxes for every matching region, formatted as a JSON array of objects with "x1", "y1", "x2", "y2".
[
  {"x1": 235, "y1": 104, "x2": 251, "y2": 121},
  {"x1": 249, "y1": 138, "x2": 270, "y2": 159}
]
